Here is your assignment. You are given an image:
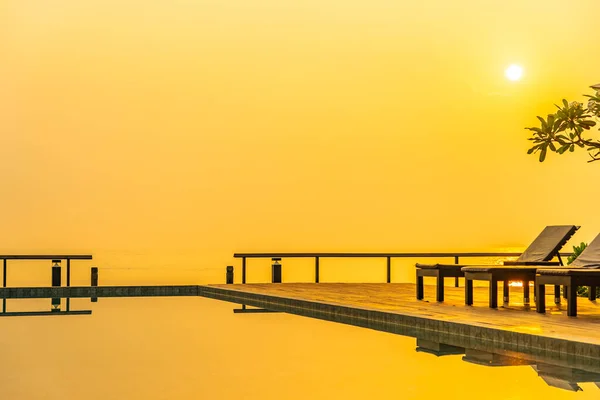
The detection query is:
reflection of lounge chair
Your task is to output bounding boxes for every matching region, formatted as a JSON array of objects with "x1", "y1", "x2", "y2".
[
  {"x1": 461, "y1": 225, "x2": 579, "y2": 308},
  {"x1": 533, "y1": 363, "x2": 600, "y2": 392},
  {"x1": 461, "y1": 349, "x2": 534, "y2": 367},
  {"x1": 415, "y1": 339, "x2": 464, "y2": 357},
  {"x1": 416, "y1": 226, "x2": 579, "y2": 303},
  {"x1": 536, "y1": 233, "x2": 600, "y2": 316}
]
